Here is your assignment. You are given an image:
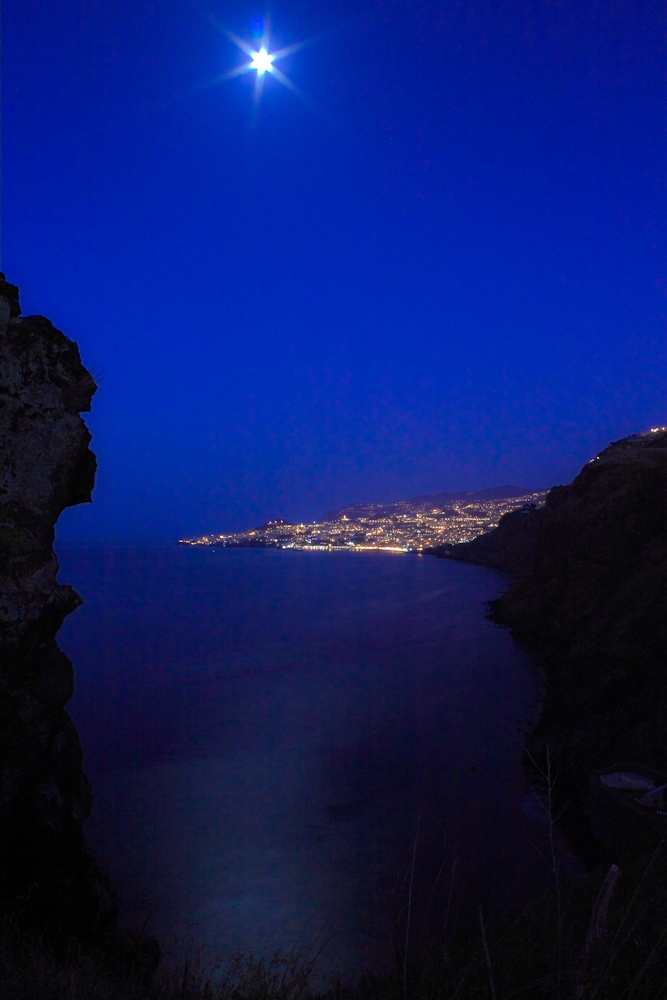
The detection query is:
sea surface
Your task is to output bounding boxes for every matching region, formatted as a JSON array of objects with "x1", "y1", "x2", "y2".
[{"x1": 57, "y1": 545, "x2": 549, "y2": 974}]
